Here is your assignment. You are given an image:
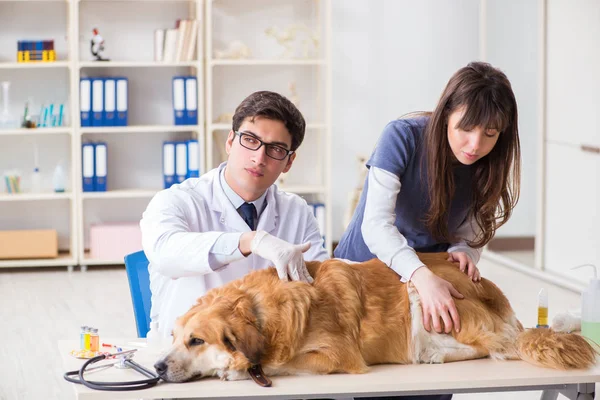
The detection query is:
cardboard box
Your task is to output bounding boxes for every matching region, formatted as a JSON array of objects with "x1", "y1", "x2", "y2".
[
  {"x1": 0, "y1": 229, "x2": 58, "y2": 259},
  {"x1": 89, "y1": 223, "x2": 142, "y2": 261}
]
